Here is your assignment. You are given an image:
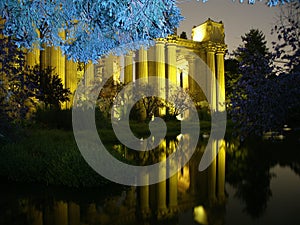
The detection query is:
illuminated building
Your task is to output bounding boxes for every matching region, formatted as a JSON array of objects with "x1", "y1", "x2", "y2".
[{"x1": 25, "y1": 18, "x2": 226, "y2": 112}]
